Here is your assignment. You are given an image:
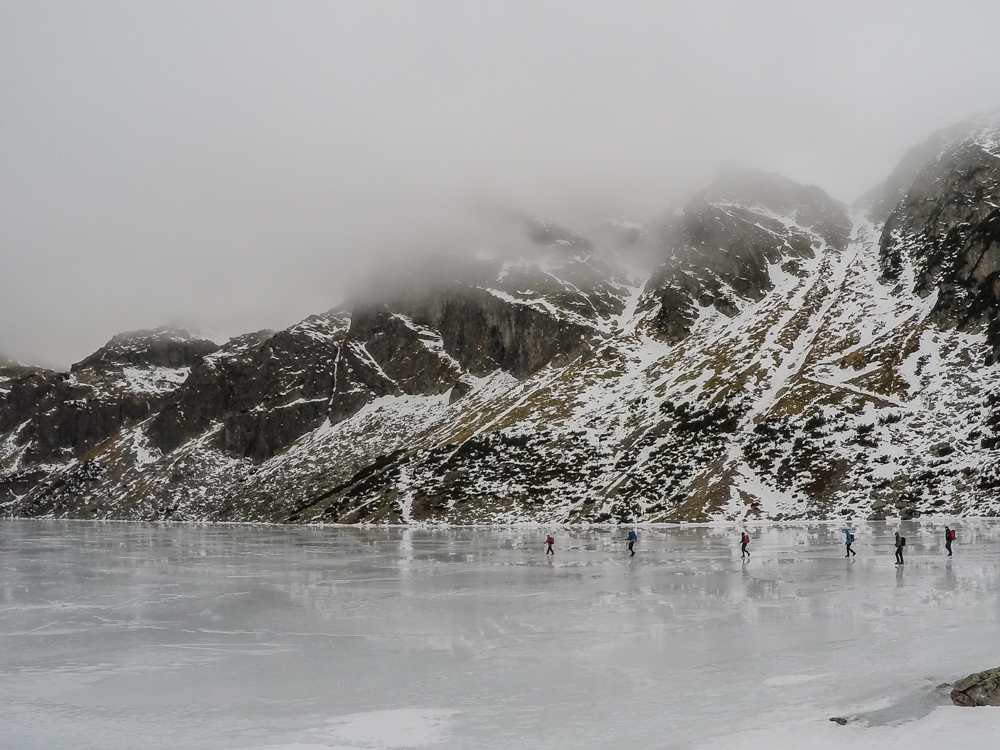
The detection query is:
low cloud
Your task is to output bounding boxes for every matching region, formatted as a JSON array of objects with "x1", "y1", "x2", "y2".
[{"x1": 3, "y1": 1, "x2": 1000, "y2": 367}]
